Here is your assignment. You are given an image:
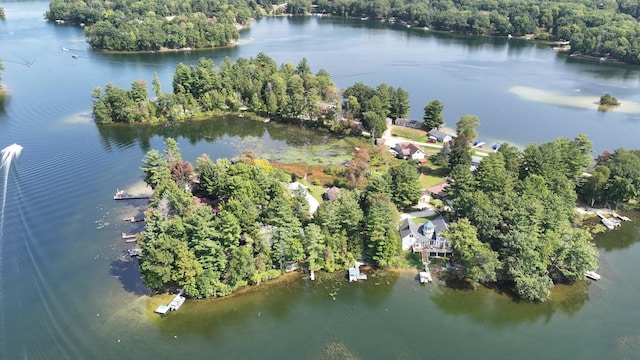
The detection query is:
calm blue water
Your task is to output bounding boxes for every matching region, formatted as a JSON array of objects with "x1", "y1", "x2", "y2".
[{"x1": 1, "y1": 1, "x2": 640, "y2": 359}]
